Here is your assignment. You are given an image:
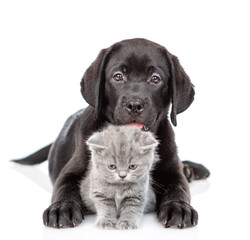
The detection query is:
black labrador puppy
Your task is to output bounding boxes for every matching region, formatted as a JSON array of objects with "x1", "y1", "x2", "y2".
[{"x1": 14, "y1": 38, "x2": 209, "y2": 229}]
